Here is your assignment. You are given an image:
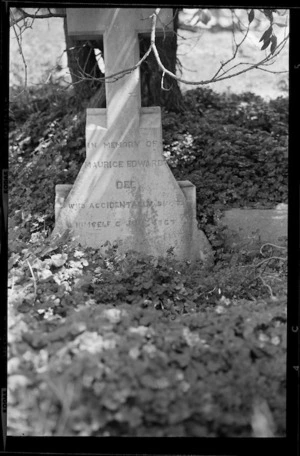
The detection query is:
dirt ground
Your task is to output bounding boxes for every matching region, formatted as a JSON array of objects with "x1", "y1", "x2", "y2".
[{"x1": 9, "y1": 13, "x2": 288, "y2": 100}]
